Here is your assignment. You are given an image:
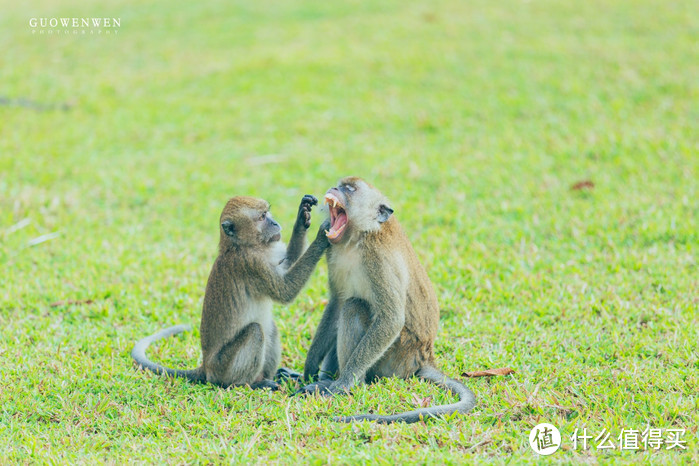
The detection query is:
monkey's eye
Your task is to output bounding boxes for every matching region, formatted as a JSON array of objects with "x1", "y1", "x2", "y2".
[
  {"x1": 259, "y1": 212, "x2": 267, "y2": 221},
  {"x1": 344, "y1": 184, "x2": 356, "y2": 192}
]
